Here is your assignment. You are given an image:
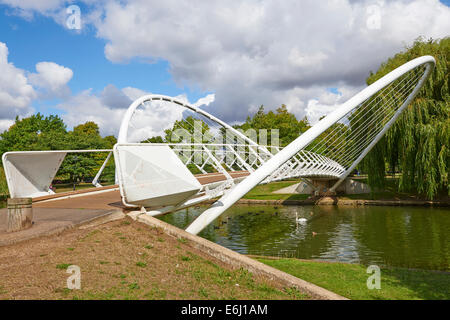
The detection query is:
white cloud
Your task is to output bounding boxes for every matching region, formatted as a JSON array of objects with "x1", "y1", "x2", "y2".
[
  {"x1": 0, "y1": 0, "x2": 67, "y2": 12},
  {"x1": 1, "y1": 0, "x2": 449, "y2": 137},
  {"x1": 0, "y1": 42, "x2": 76, "y2": 132},
  {"x1": 28, "y1": 61, "x2": 73, "y2": 98},
  {"x1": 0, "y1": 119, "x2": 14, "y2": 133},
  {"x1": 56, "y1": 84, "x2": 214, "y2": 140},
  {"x1": 55, "y1": 88, "x2": 127, "y2": 137},
  {"x1": 100, "y1": 84, "x2": 132, "y2": 109},
  {"x1": 90, "y1": 0, "x2": 450, "y2": 124},
  {"x1": 0, "y1": 0, "x2": 68, "y2": 19},
  {"x1": 0, "y1": 42, "x2": 35, "y2": 120},
  {"x1": 193, "y1": 94, "x2": 215, "y2": 108},
  {"x1": 121, "y1": 86, "x2": 149, "y2": 101}
]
